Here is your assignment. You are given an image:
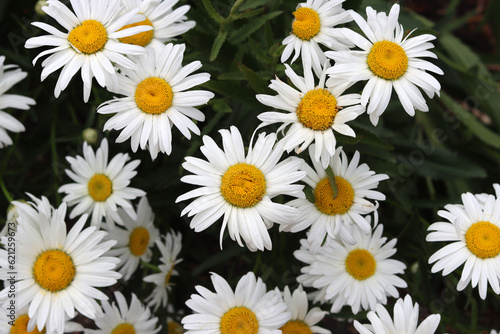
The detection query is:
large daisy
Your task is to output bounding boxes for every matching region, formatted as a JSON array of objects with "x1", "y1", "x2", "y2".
[
  {"x1": 427, "y1": 185, "x2": 500, "y2": 300},
  {"x1": 176, "y1": 126, "x2": 306, "y2": 252},
  {"x1": 58, "y1": 138, "x2": 146, "y2": 227},
  {"x1": 0, "y1": 195, "x2": 121, "y2": 334},
  {"x1": 182, "y1": 272, "x2": 290, "y2": 333},
  {"x1": 325, "y1": 4, "x2": 443, "y2": 125},
  {"x1": 97, "y1": 44, "x2": 214, "y2": 159},
  {"x1": 0, "y1": 56, "x2": 36, "y2": 148},
  {"x1": 24, "y1": 0, "x2": 153, "y2": 102},
  {"x1": 257, "y1": 63, "x2": 363, "y2": 169}
]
